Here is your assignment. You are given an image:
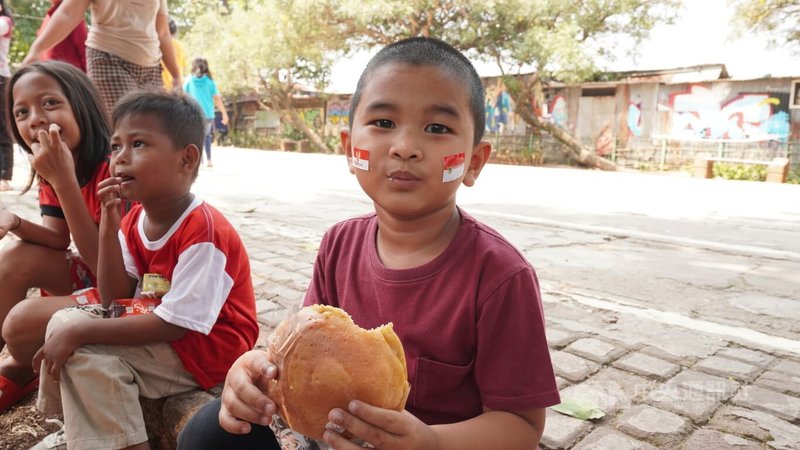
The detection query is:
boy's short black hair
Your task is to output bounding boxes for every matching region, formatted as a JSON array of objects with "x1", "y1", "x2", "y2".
[
  {"x1": 112, "y1": 90, "x2": 204, "y2": 179},
  {"x1": 348, "y1": 37, "x2": 485, "y2": 145}
]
